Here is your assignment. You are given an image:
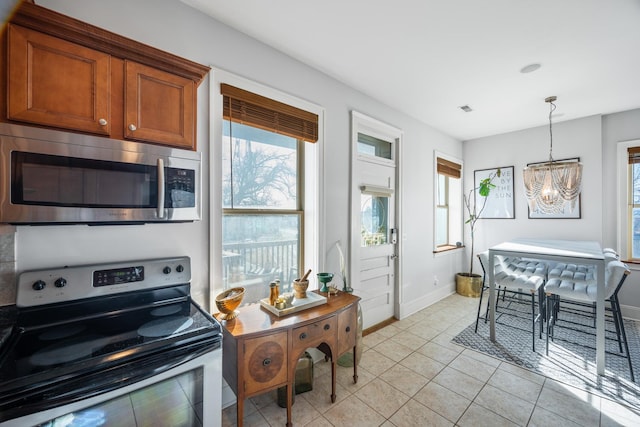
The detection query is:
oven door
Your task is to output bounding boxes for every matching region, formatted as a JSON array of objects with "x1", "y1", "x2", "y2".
[
  {"x1": 0, "y1": 341, "x2": 222, "y2": 427},
  {"x1": 0, "y1": 123, "x2": 201, "y2": 224}
]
